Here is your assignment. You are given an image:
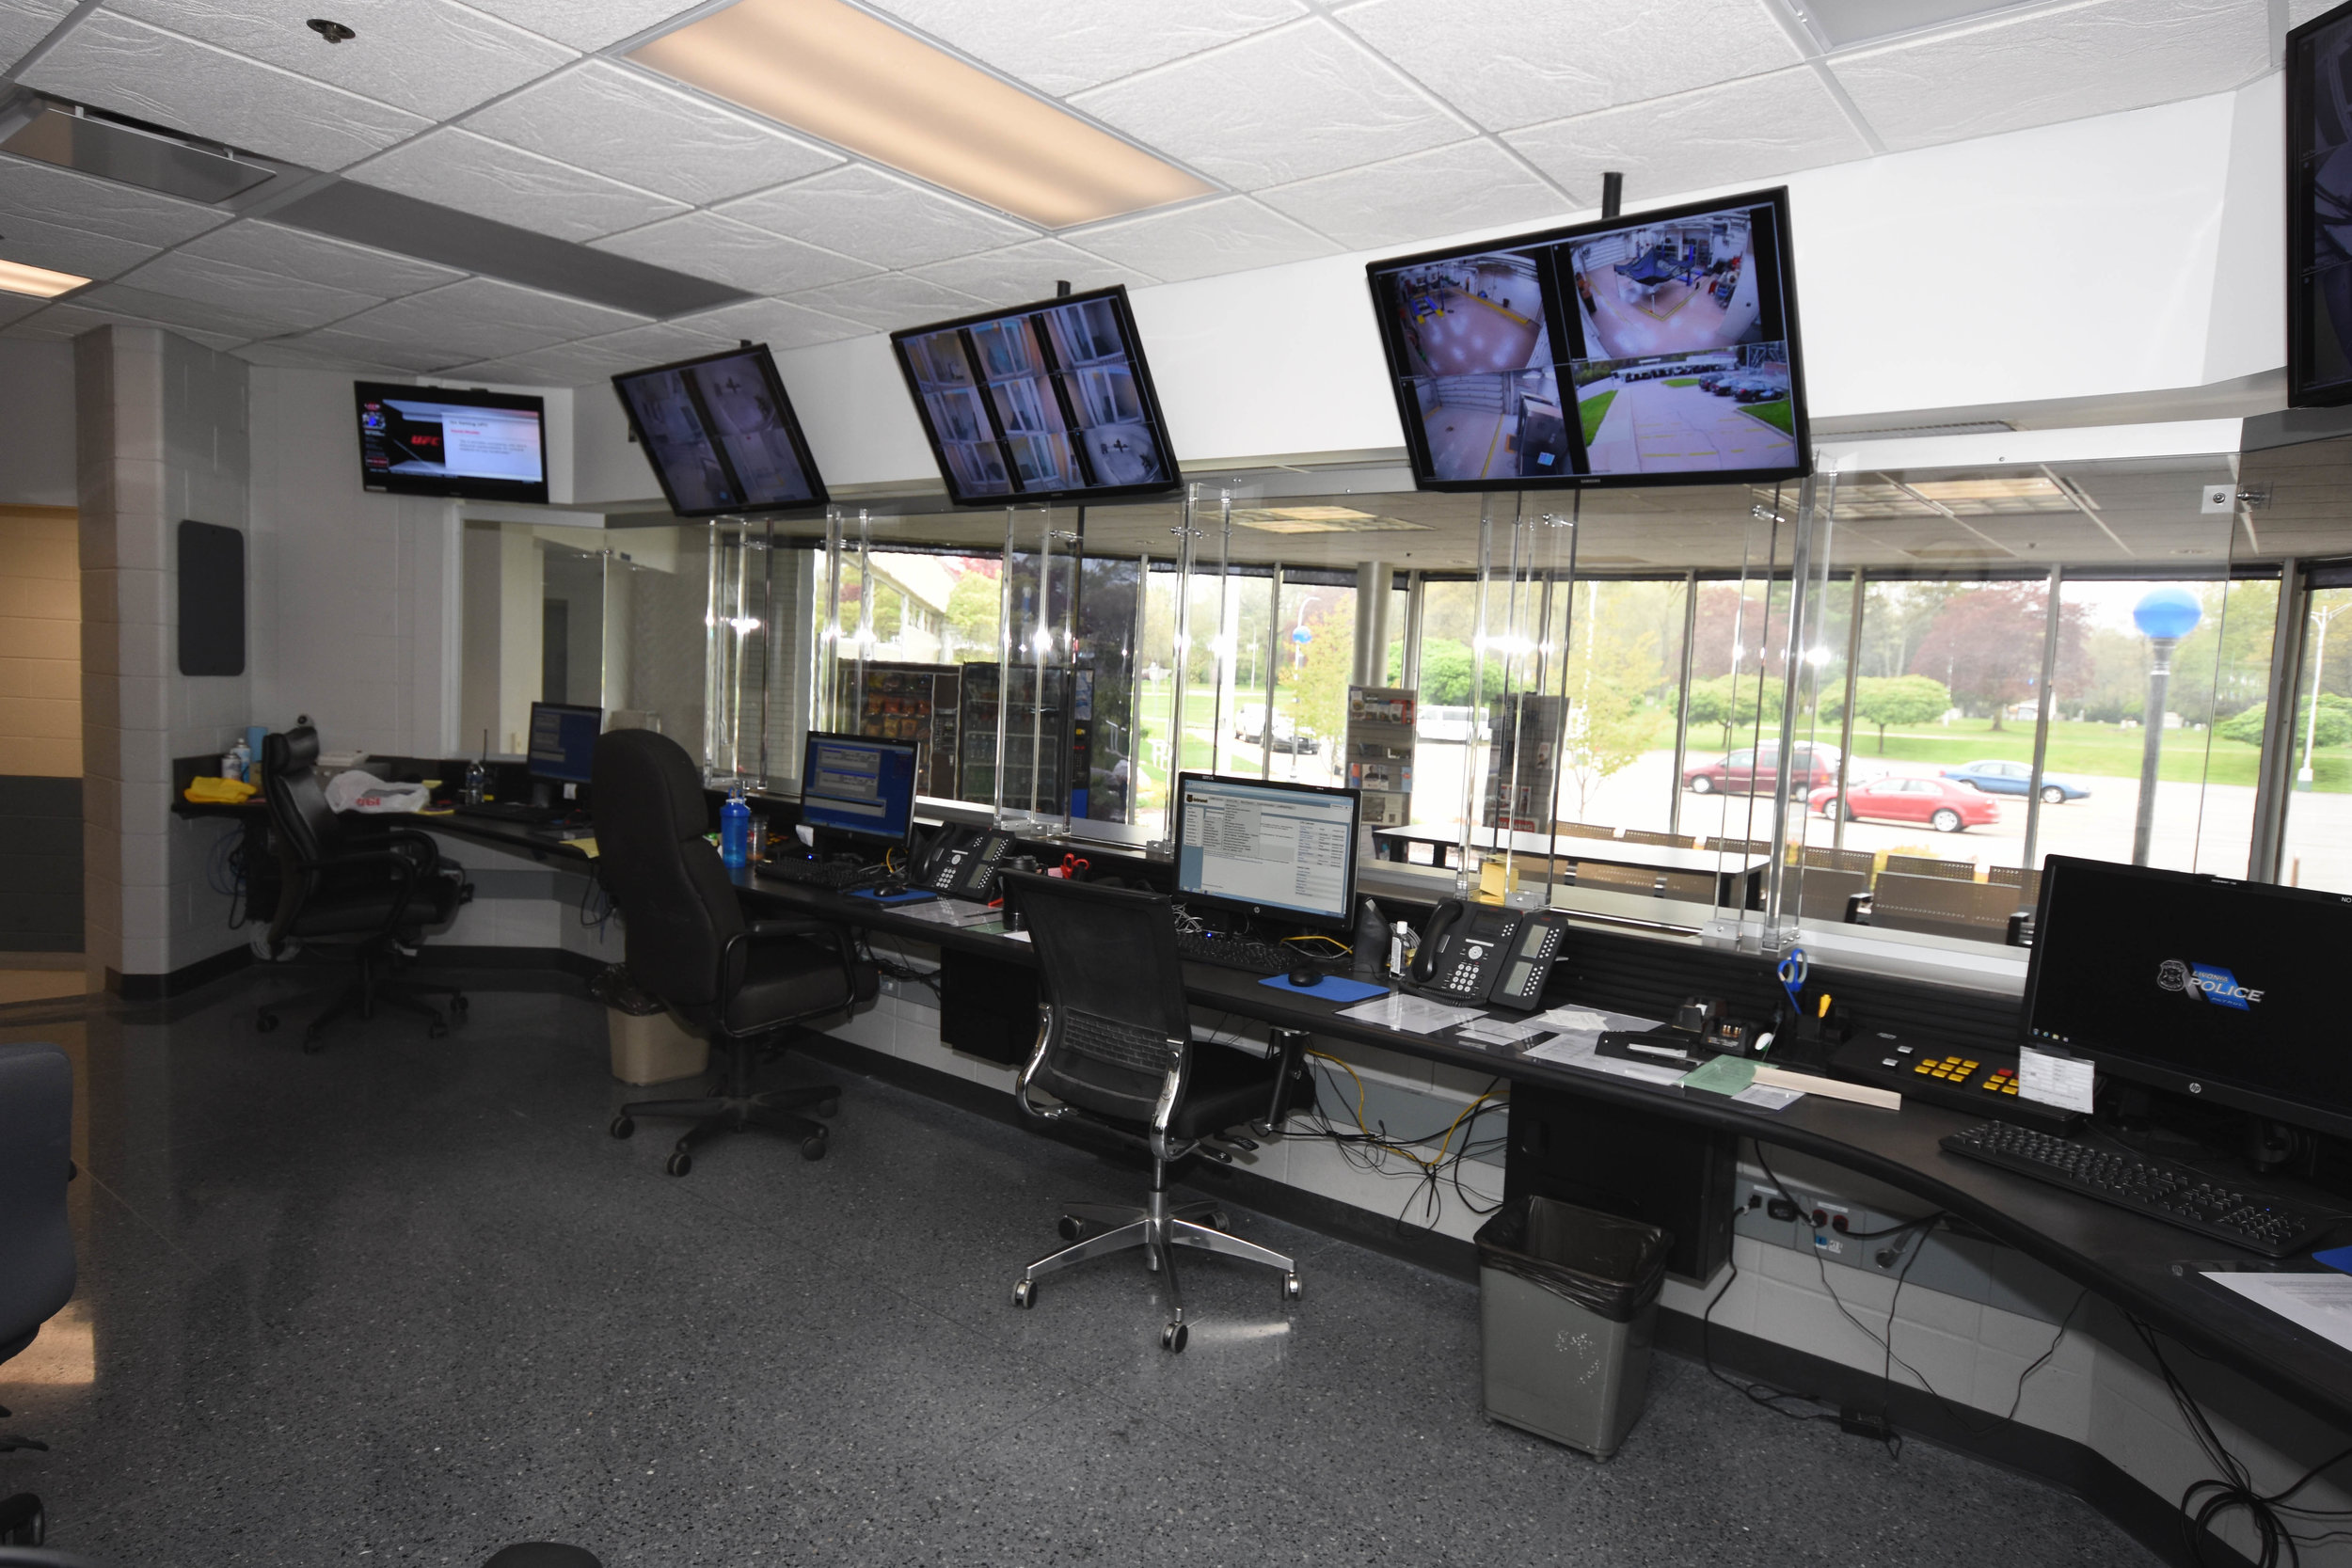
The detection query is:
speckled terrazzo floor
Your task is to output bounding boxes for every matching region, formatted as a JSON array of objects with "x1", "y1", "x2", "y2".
[{"x1": 0, "y1": 973, "x2": 2159, "y2": 1568}]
